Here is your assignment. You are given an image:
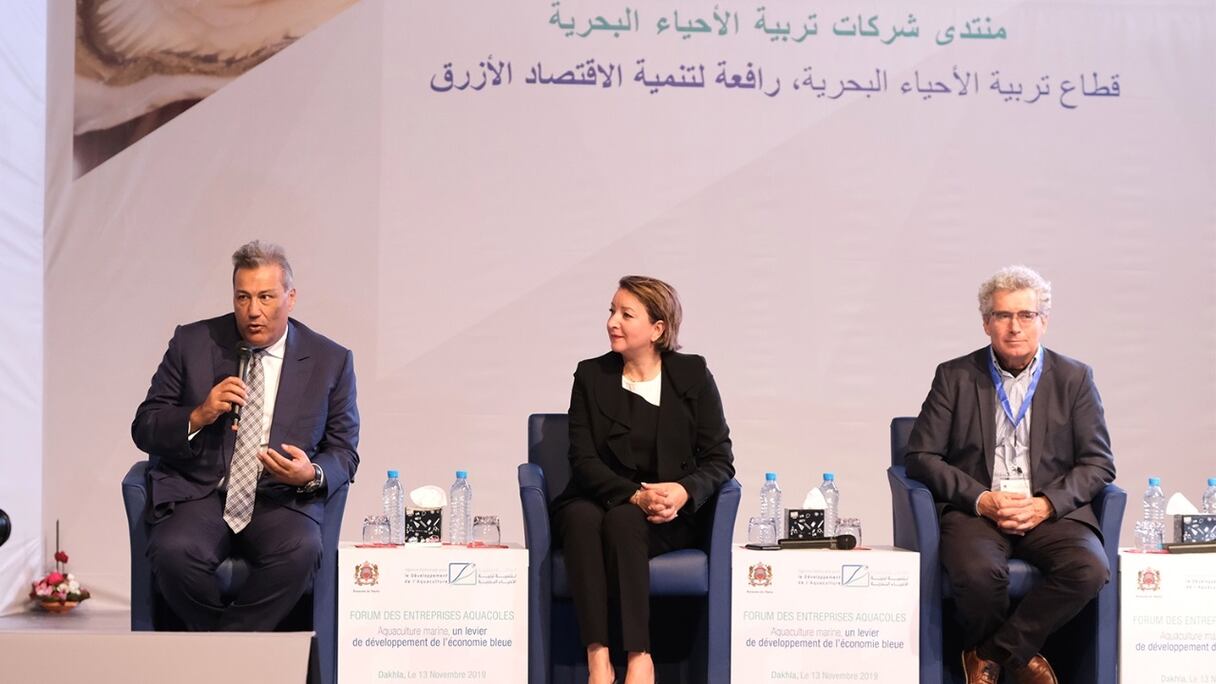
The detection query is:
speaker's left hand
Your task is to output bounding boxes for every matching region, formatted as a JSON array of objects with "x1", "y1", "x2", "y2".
[{"x1": 259, "y1": 443, "x2": 315, "y2": 487}]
